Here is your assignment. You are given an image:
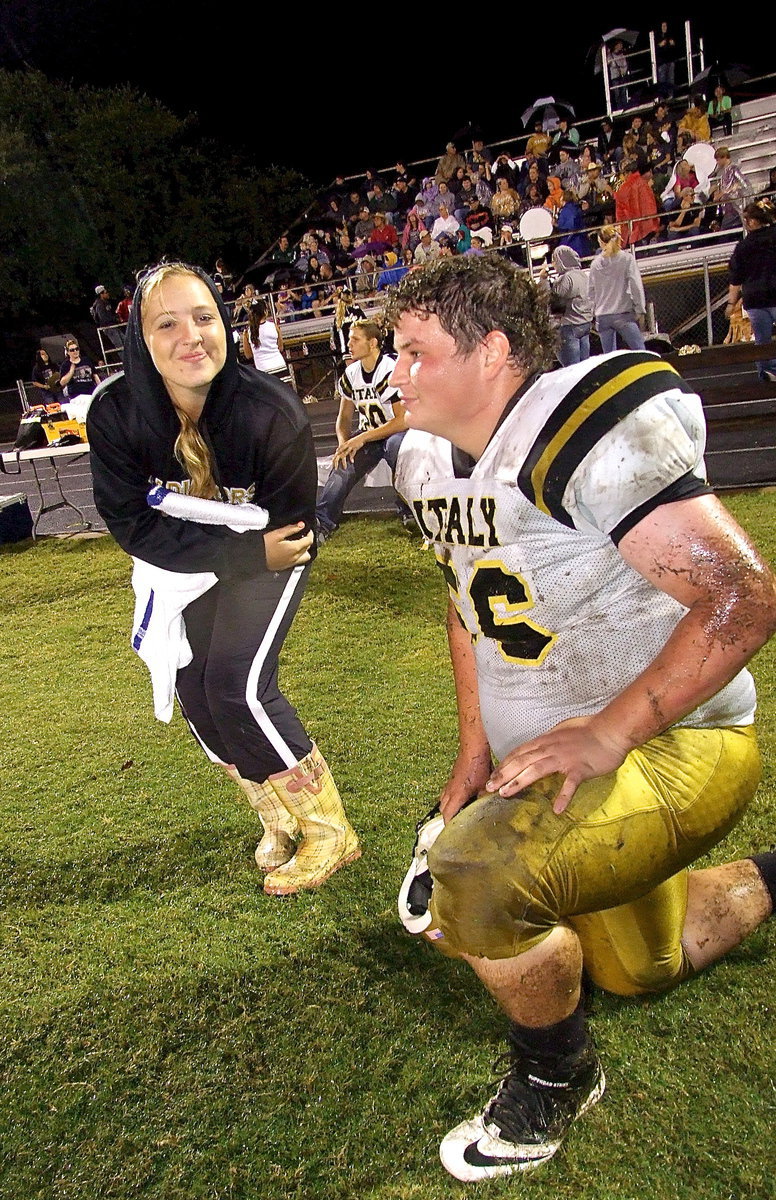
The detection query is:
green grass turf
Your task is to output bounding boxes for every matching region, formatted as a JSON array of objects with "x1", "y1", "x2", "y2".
[{"x1": 0, "y1": 501, "x2": 774, "y2": 1200}]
